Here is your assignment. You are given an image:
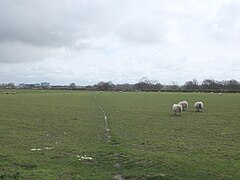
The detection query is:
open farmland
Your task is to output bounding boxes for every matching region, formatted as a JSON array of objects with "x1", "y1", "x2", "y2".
[{"x1": 0, "y1": 90, "x2": 240, "y2": 179}]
